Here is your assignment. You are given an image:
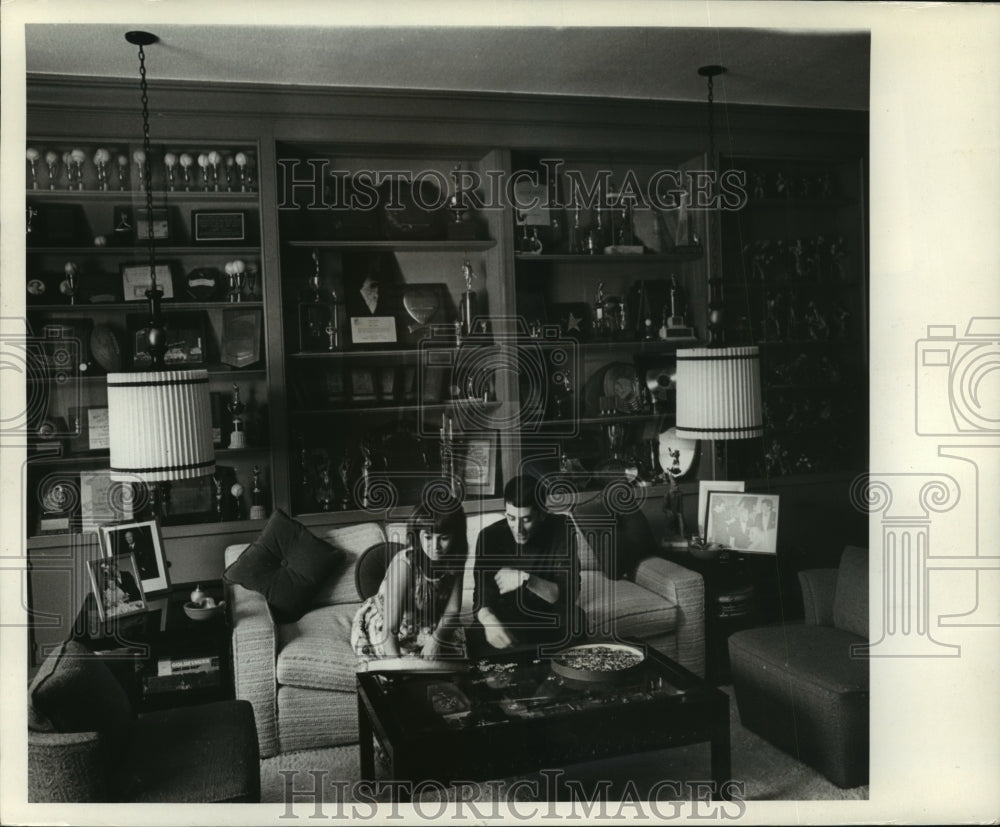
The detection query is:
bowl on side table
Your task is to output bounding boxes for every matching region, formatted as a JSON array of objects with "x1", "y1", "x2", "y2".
[{"x1": 183, "y1": 600, "x2": 226, "y2": 621}]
